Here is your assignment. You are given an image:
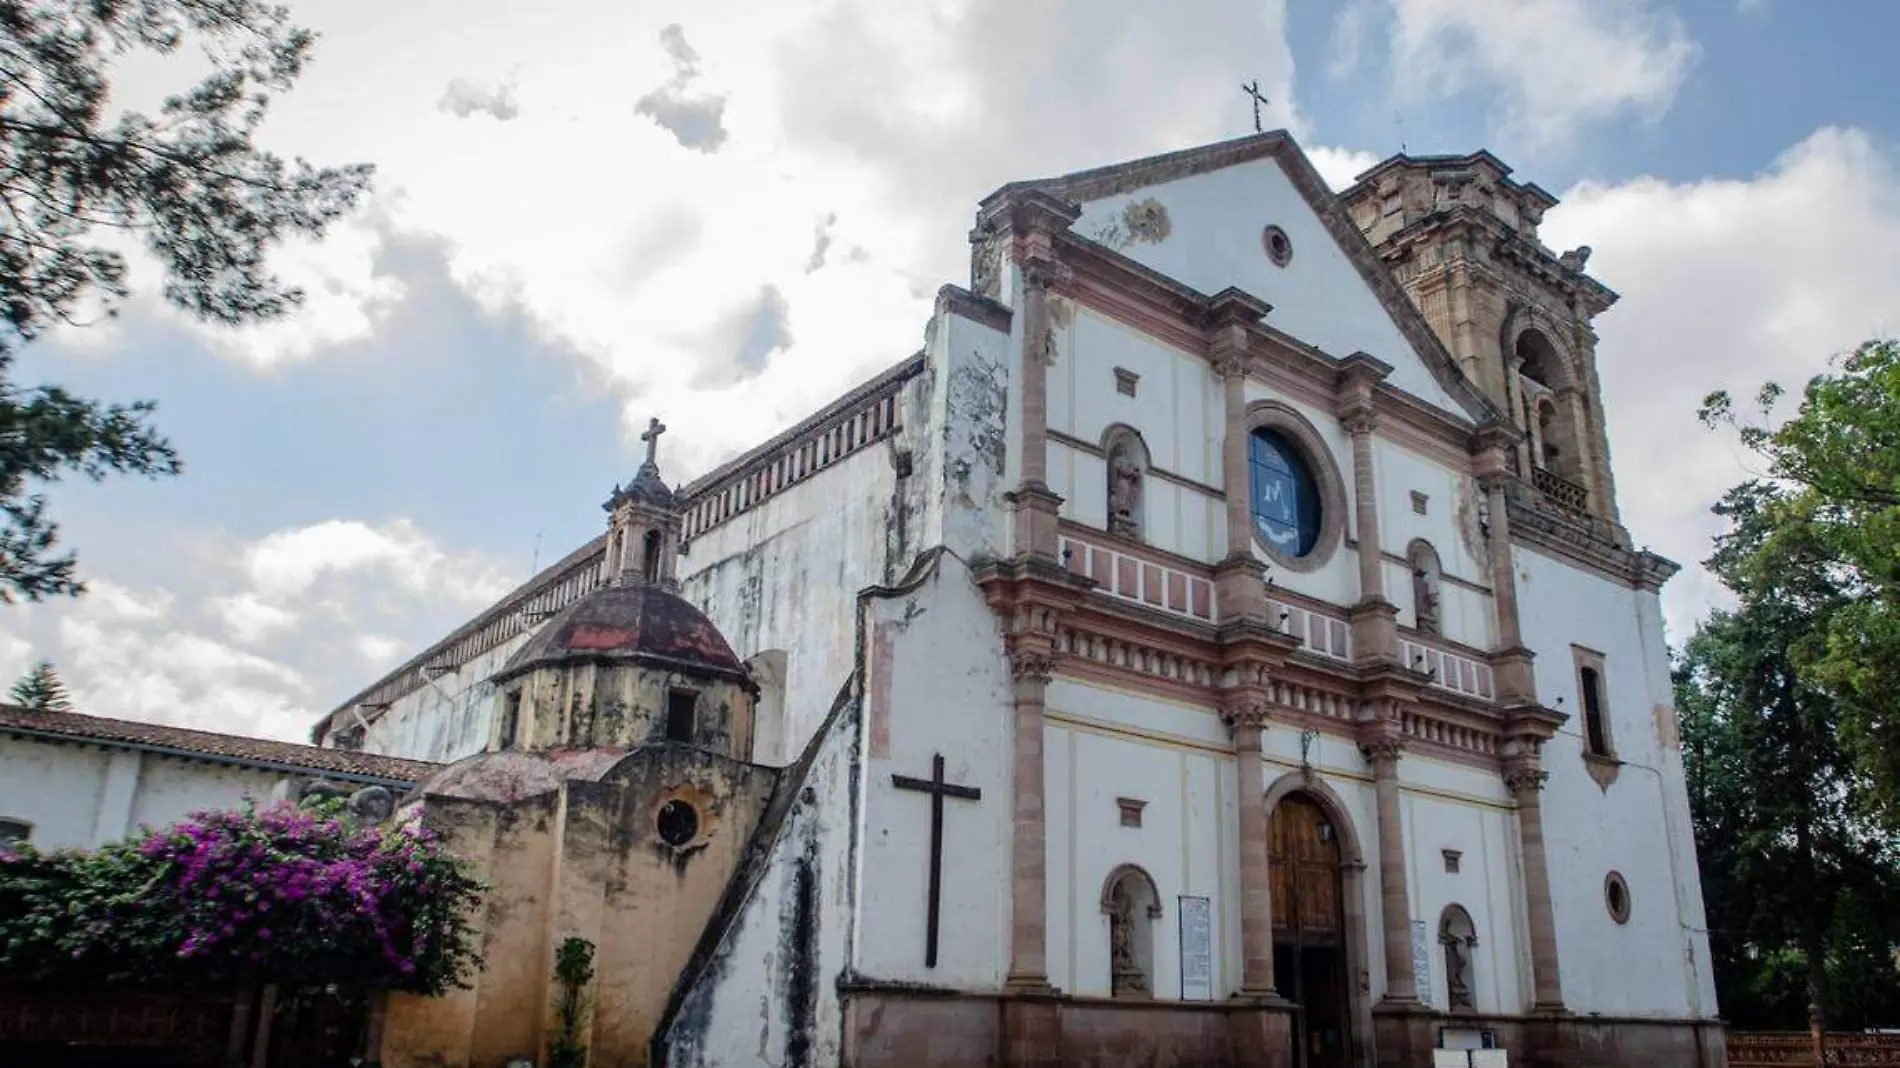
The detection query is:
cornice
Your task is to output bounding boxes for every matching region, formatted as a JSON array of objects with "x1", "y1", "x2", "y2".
[{"x1": 1504, "y1": 482, "x2": 1679, "y2": 592}]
